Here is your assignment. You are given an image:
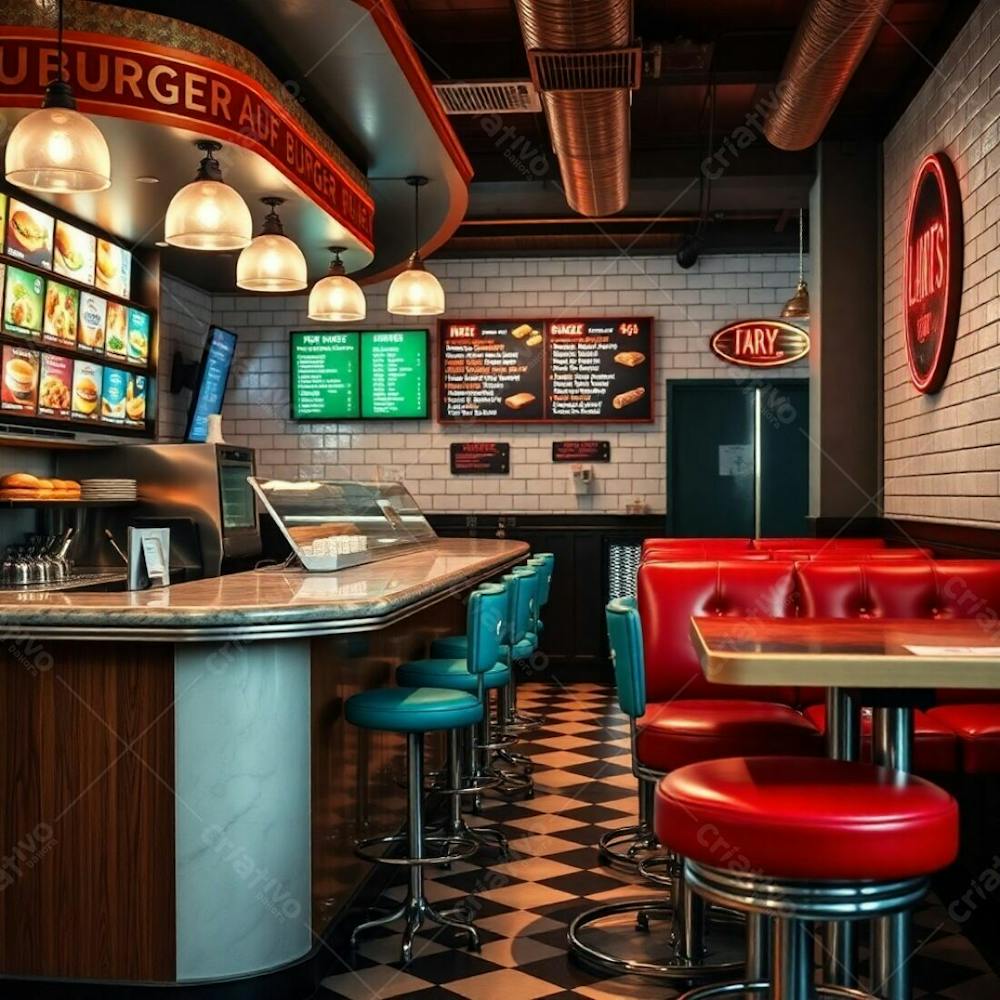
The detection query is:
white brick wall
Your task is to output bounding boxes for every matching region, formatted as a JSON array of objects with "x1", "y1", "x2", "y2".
[
  {"x1": 883, "y1": 0, "x2": 1000, "y2": 526},
  {"x1": 159, "y1": 252, "x2": 808, "y2": 514}
]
